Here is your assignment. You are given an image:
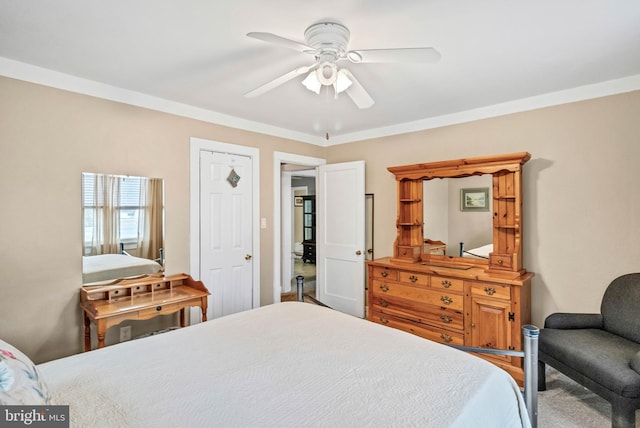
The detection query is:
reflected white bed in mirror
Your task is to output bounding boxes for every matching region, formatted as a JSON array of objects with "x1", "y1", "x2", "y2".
[
  {"x1": 81, "y1": 173, "x2": 164, "y2": 284},
  {"x1": 423, "y1": 175, "x2": 492, "y2": 259}
]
